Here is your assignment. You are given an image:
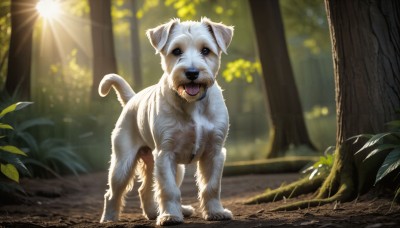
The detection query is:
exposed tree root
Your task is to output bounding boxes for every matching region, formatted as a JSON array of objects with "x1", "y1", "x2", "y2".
[
  {"x1": 246, "y1": 142, "x2": 359, "y2": 211},
  {"x1": 271, "y1": 181, "x2": 353, "y2": 211},
  {"x1": 244, "y1": 174, "x2": 325, "y2": 205}
]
